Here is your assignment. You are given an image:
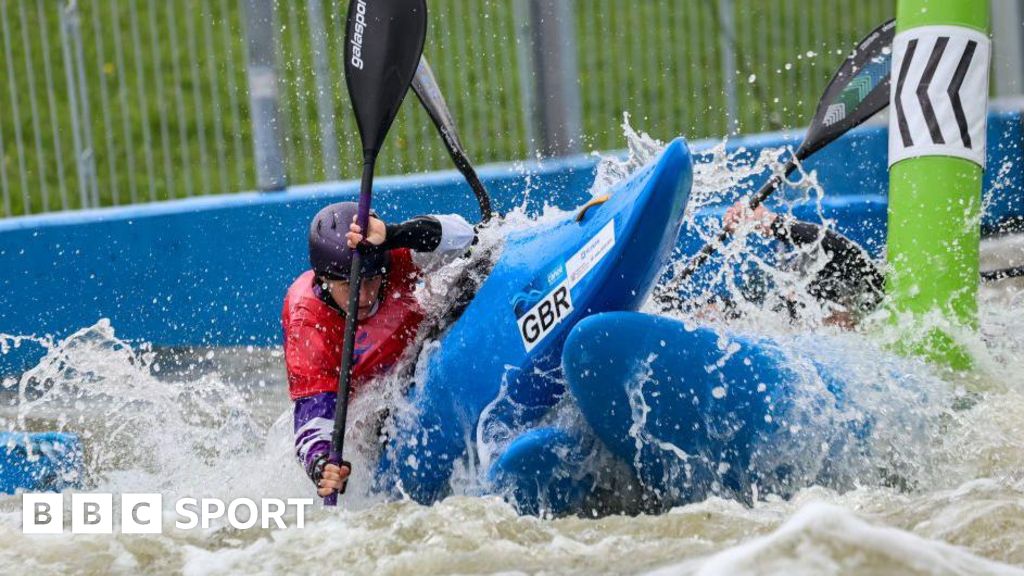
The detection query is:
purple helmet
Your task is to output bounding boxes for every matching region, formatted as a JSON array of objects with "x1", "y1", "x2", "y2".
[{"x1": 308, "y1": 202, "x2": 390, "y2": 280}]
